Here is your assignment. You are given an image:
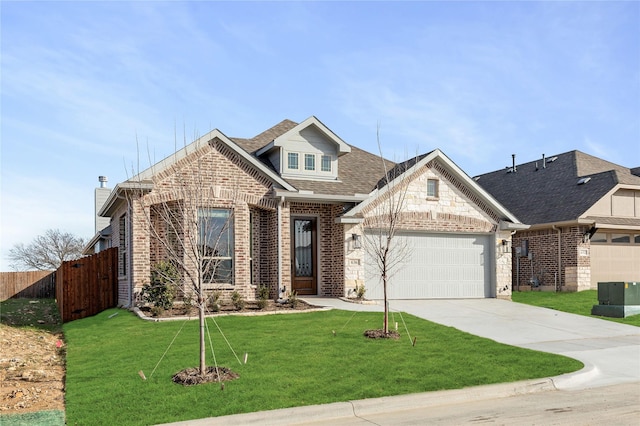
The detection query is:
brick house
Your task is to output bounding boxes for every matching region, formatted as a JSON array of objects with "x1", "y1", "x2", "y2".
[
  {"x1": 475, "y1": 151, "x2": 640, "y2": 292},
  {"x1": 90, "y1": 116, "x2": 524, "y2": 307}
]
